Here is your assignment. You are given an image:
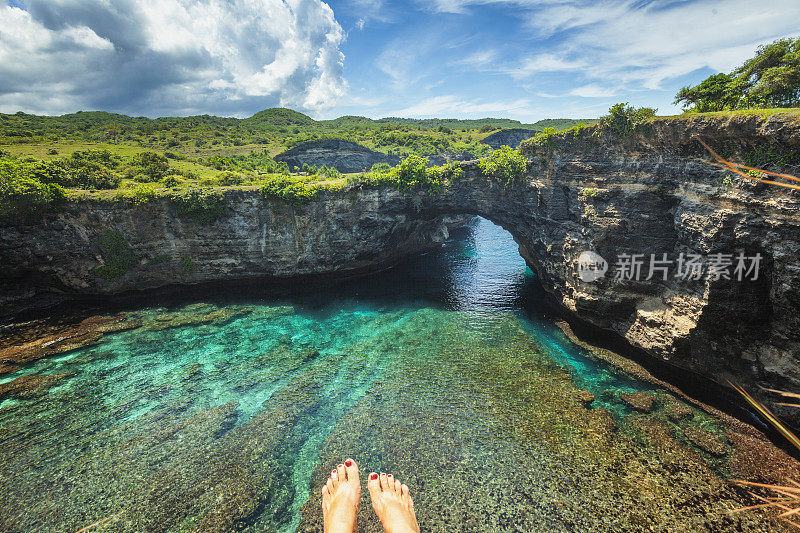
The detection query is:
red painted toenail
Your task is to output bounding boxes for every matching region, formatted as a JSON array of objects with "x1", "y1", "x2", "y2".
[
  {"x1": 332, "y1": 470, "x2": 336, "y2": 474},
  {"x1": 338, "y1": 464, "x2": 343, "y2": 468},
  {"x1": 370, "y1": 473, "x2": 378, "y2": 480},
  {"x1": 345, "y1": 460, "x2": 352, "y2": 467}
]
